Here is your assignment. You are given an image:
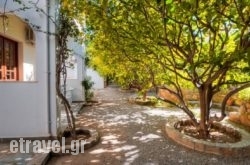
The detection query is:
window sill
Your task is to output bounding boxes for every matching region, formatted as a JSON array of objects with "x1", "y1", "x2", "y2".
[{"x1": 0, "y1": 81, "x2": 38, "y2": 83}]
